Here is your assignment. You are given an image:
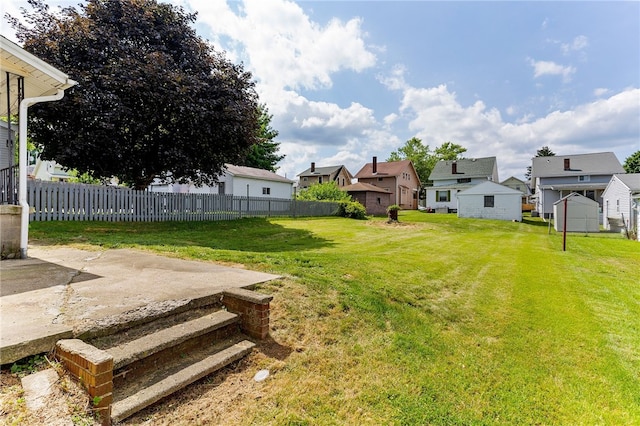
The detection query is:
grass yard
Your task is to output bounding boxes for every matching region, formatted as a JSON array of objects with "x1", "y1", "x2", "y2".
[{"x1": 28, "y1": 212, "x2": 640, "y2": 425}]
